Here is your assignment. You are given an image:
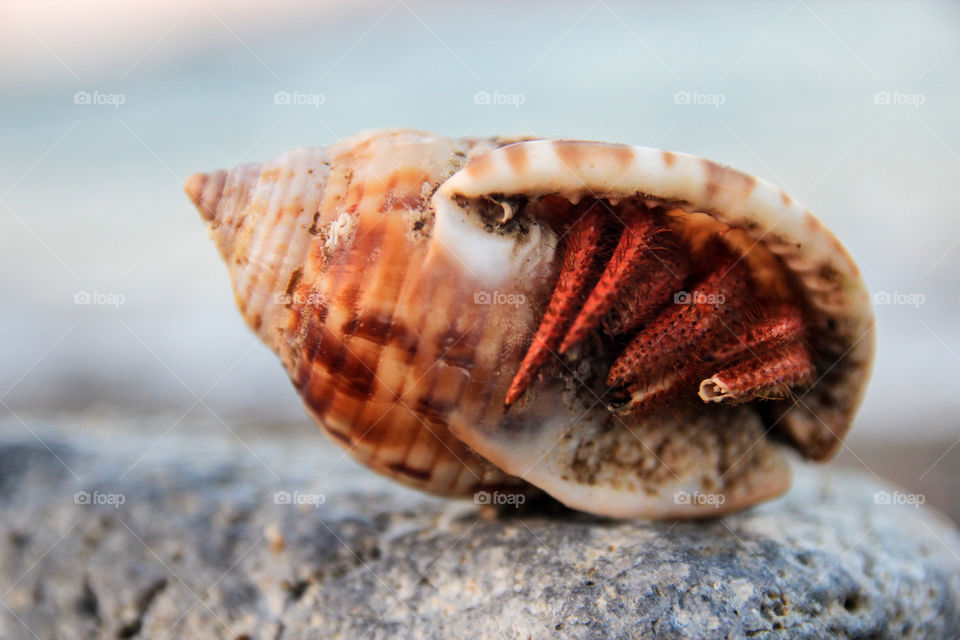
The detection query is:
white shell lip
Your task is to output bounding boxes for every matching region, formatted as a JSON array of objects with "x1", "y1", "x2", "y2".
[
  {"x1": 432, "y1": 194, "x2": 556, "y2": 289},
  {"x1": 436, "y1": 138, "x2": 875, "y2": 468}
]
